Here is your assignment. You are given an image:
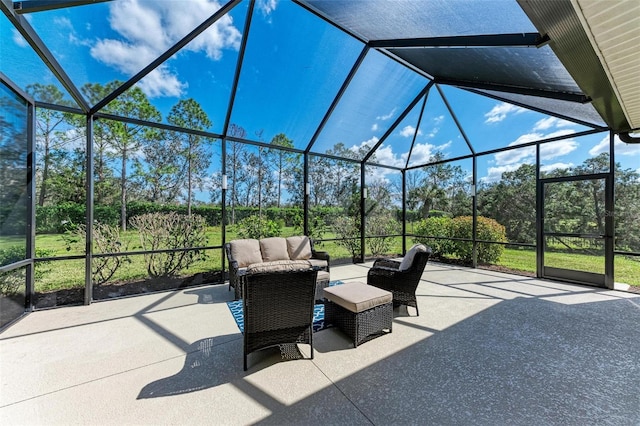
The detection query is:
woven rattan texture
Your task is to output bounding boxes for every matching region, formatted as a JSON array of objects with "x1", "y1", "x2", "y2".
[
  {"x1": 324, "y1": 300, "x2": 392, "y2": 347},
  {"x1": 242, "y1": 269, "x2": 317, "y2": 370},
  {"x1": 367, "y1": 250, "x2": 431, "y2": 316}
]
